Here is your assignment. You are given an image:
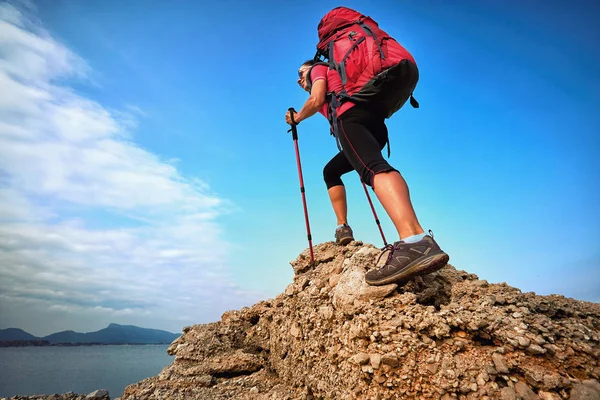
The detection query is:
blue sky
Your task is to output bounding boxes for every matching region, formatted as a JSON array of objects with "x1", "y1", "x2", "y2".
[{"x1": 0, "y1": 0, "x2": 598, "y2": 336}]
